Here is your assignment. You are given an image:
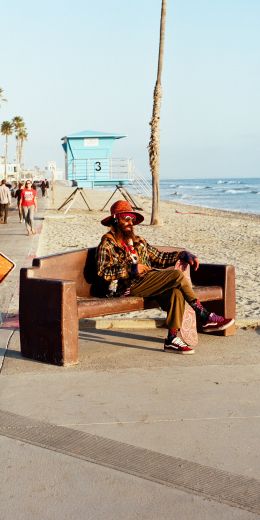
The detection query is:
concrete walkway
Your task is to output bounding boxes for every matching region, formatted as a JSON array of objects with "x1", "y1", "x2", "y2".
[{"x1": 0, "y1": 197, "x2": 260, "y2": 519}]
